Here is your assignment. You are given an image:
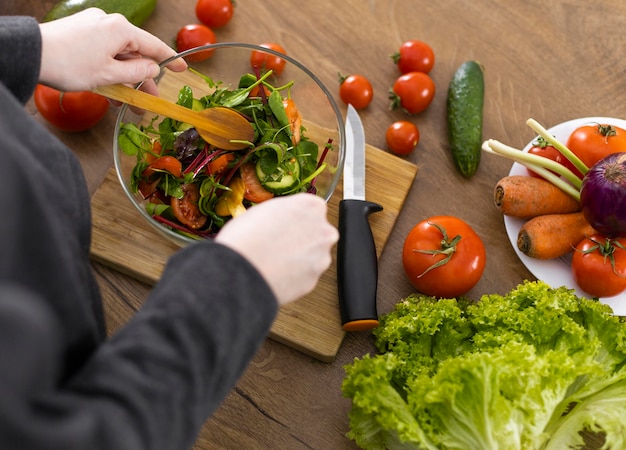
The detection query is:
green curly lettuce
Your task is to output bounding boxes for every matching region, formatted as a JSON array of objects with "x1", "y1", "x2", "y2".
[{"x1": 342, "y1": 280, "x2": 626, "y2": 450}]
